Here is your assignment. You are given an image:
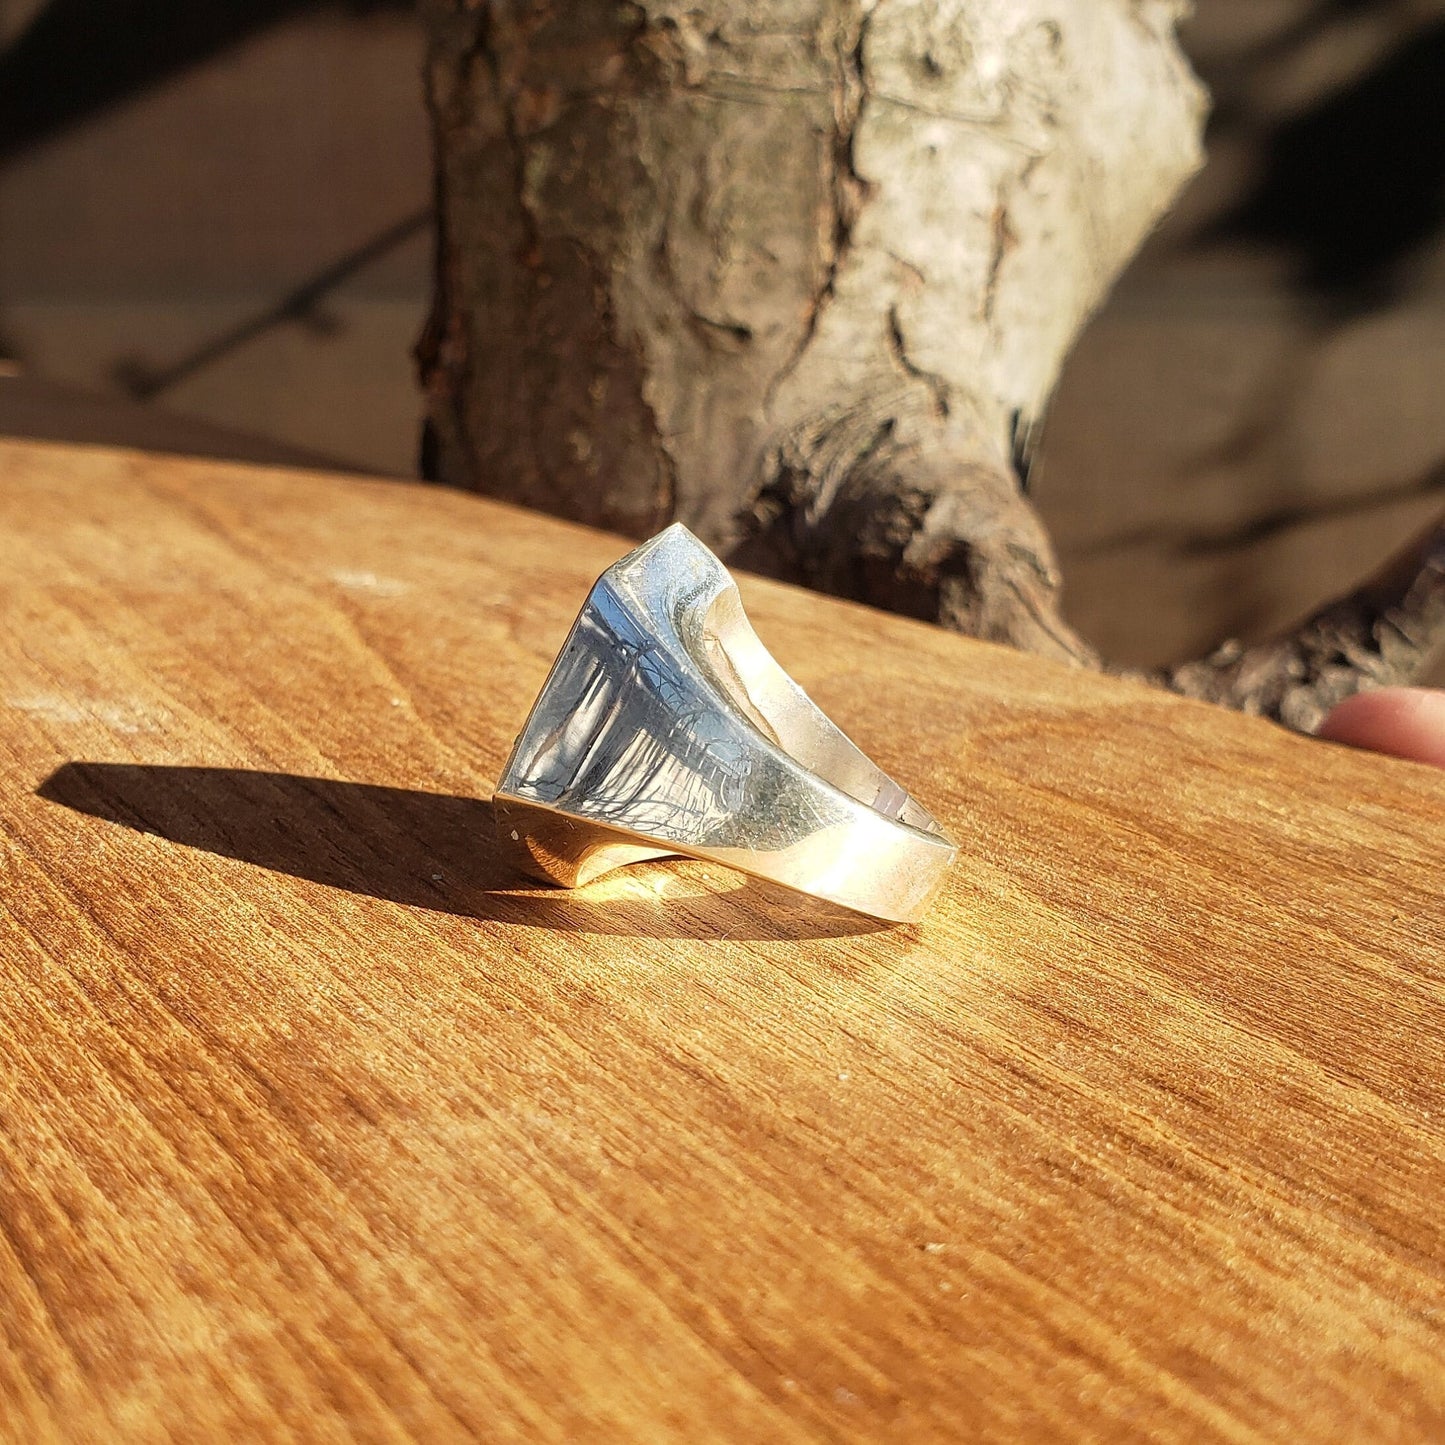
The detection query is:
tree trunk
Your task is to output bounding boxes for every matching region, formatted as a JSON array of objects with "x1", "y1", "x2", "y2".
[{"x1": 417, "y1": 0, "x2": 1445, "y2": 726}]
